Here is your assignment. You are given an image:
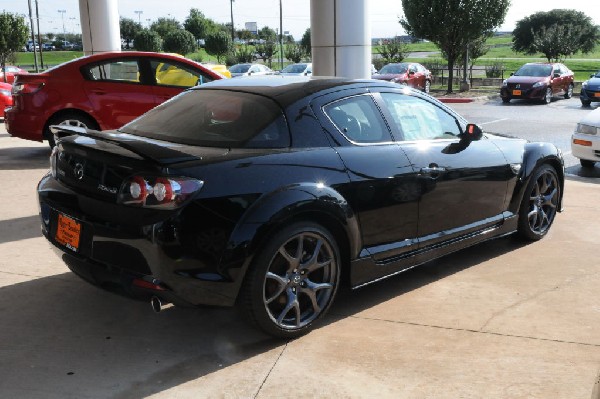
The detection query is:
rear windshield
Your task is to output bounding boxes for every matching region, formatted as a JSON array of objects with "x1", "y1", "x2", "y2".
[{"x1": 120, "y1": 89, "x2": 289, "y2": 148}]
